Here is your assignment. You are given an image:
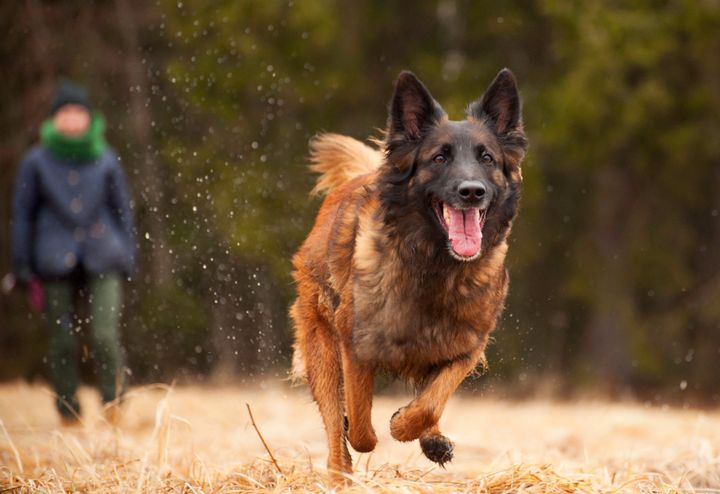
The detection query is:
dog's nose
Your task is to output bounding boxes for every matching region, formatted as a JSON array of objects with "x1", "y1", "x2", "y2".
[{"x1": 457, "y1": 181, "x2": 486, "y2": 200}]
